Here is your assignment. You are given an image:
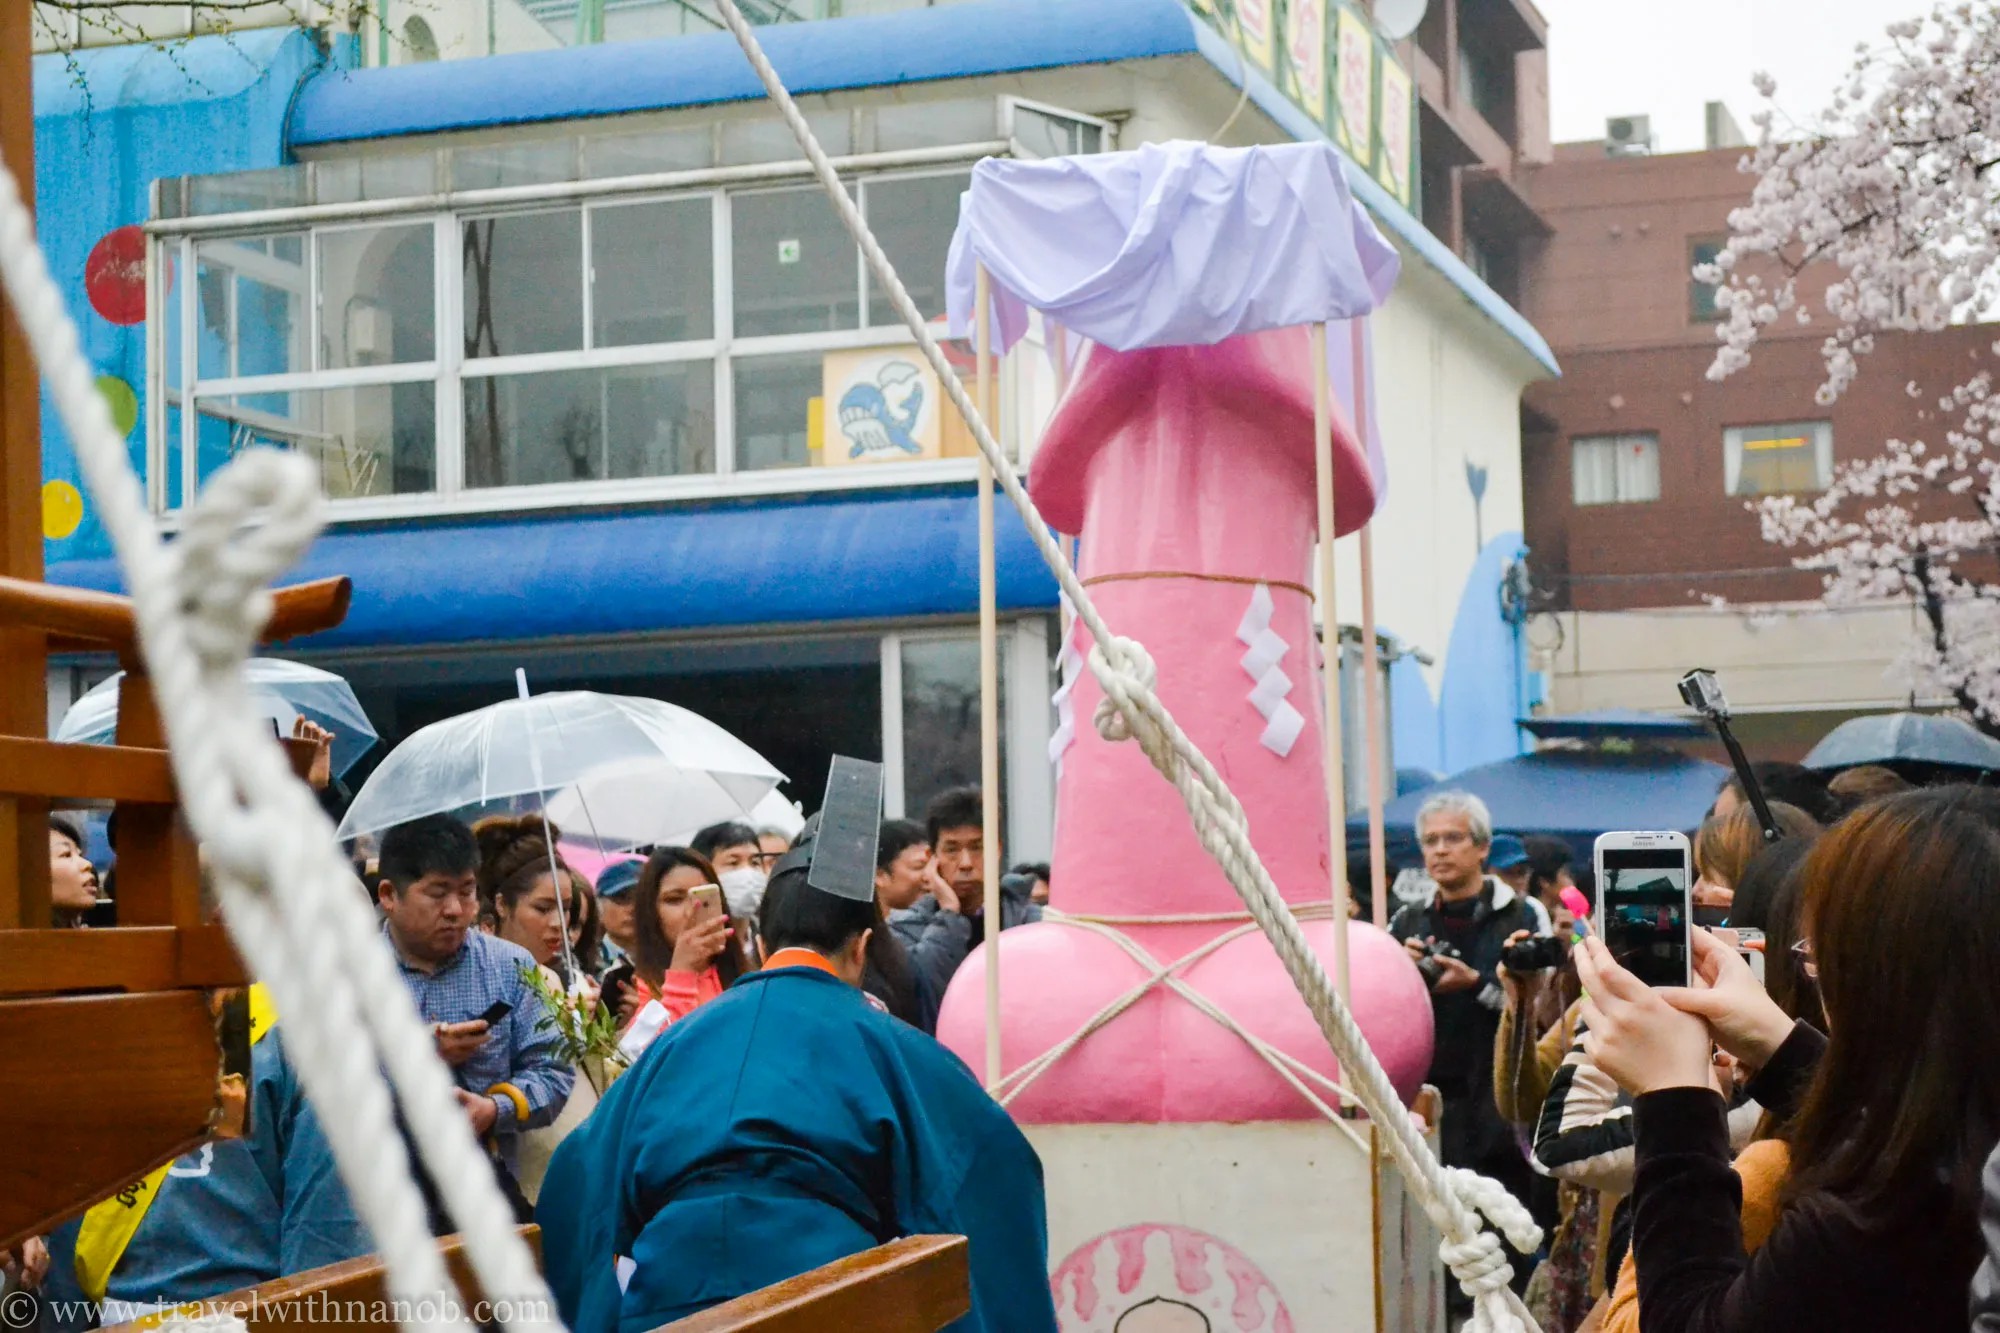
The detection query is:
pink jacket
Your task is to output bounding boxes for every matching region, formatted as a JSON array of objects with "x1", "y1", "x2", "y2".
[{"x1": 634, "y1": 967, "x2": 726, "y2": 1023}]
